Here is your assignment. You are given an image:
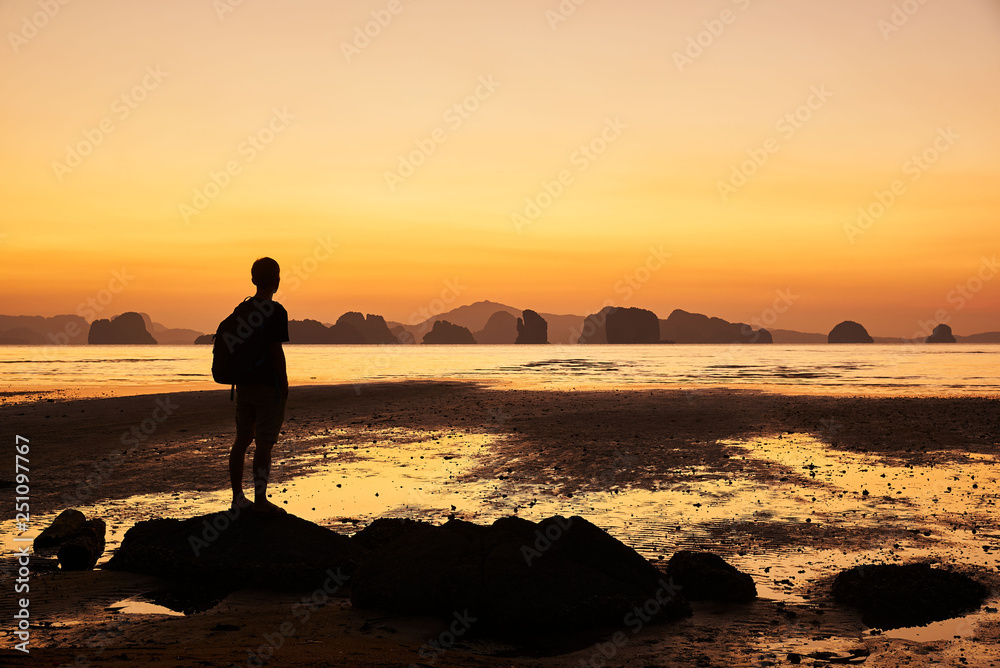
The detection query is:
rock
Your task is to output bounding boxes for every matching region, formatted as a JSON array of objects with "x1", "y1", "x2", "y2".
[
  {"x1": 106, "y1": 511, "x2": 365, "y2": 610},
  {"x1": 0, "y1": 314, "x2": 89, "y2": 345},
  {"x1": 57, "y1": 518, "x2": 106, "y2": 571},
  {"x1": 289, "y1": 319, "x2": 339, "y2": 343},
  {"x1": 194, "y1": 333, "x2": 214, "y2": 344},
  {"x1": 577, "y1": 307, "x2": 615, "y2": 344},
  {"x1": 832, "y1": 563, "x2": 989, "y2": 629},
  {"x1": 606, "y1": 307, "x2": 660, "y2": 343},
  {"x1": 422, "y1": 320, "x2": 477, "y2": 344},
  {"x1": 391, "y1": 324, "x2": 416, "y2": 344},
  {"x1": 515, "y1": 310, "x2": 548, "y2": 344},
  {"x1": 34, "y1": 509, "x2": 87, "y2": 550},
  {"x1": 334, "y1": 312, "x2": 398, "y2": 344},
  {"x1": 926, "y1": 324, "x2": 956, "y2": 343},
  {"x1": 474, "y1": 311, "x2": 518, "y2": 344},
  {"x1": 665, "y1": 550, "x2": 757, "y2": 603},
  {"x1": 828, "y1": 321, "x2": 874, "y2": 344},
  {"x1": 350, "y1": 515, "x2": 690, "y2": 637},
  {"x1": 88, "y1": 312, "x2": 157, "y2": 344},
  {"x1": 659, "y1": 309, "x2": 771, "y2": 344}
]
